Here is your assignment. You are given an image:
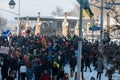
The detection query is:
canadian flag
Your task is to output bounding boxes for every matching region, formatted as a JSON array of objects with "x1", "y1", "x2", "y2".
[{"x1": 20, "y1": 30, "x2": 27, "y2": 37}]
